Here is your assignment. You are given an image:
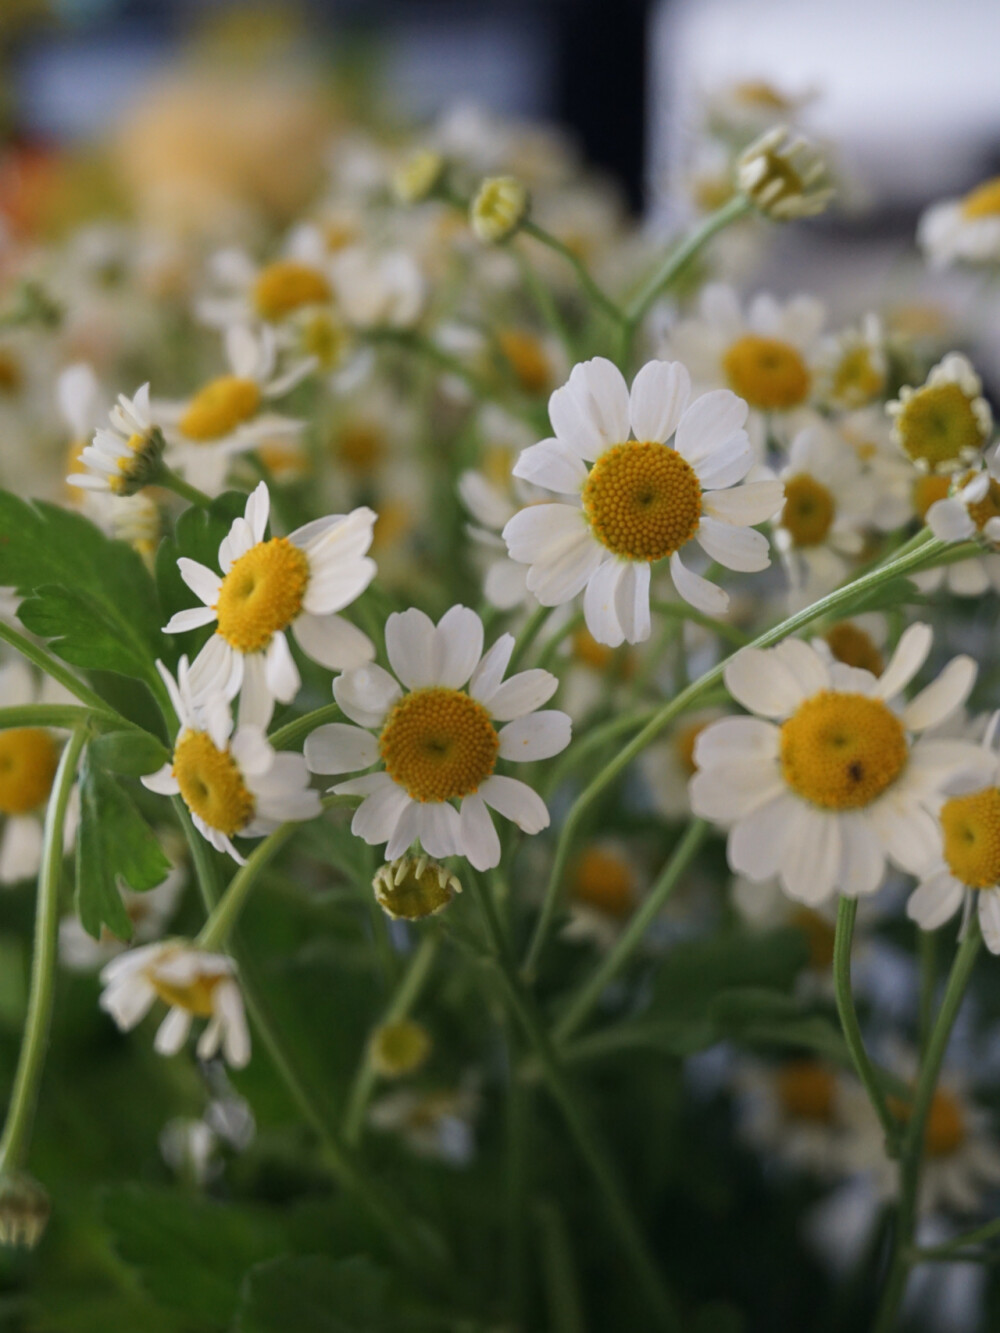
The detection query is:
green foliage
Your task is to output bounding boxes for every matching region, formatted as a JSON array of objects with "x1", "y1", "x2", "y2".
[
  {"x1": 238, "y1": 1255, "x2": 434, "y2": 1333},
  {"x1": 88, "y1": 730, "x2": 170, "y2": 777}
]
